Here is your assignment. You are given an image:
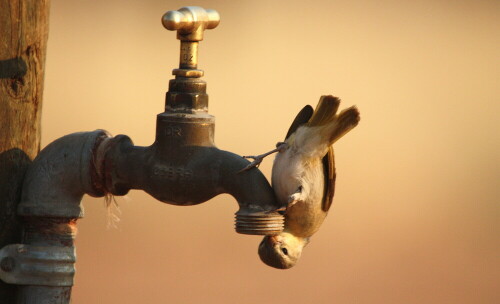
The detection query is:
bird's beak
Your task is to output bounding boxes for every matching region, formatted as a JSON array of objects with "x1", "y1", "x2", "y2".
[
  {"x1": 267, "y1": 235, "x2": 278, "y2": 245},
  {"x1": 275, "y1": 206, "x2": 287, "y2": 215}
]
